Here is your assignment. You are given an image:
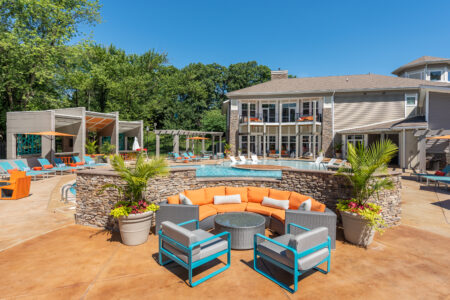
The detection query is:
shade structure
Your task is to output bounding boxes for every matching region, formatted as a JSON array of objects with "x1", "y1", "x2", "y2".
[
  {"x1": 426, "y1": 135, "x2": 450, "y2": 140},
  {"x1": 132, "y1": 137, "x2": 140, "y2": 151},
  {"x1": 24, "y1": 131, "x2": 75, "y2": 163}
]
